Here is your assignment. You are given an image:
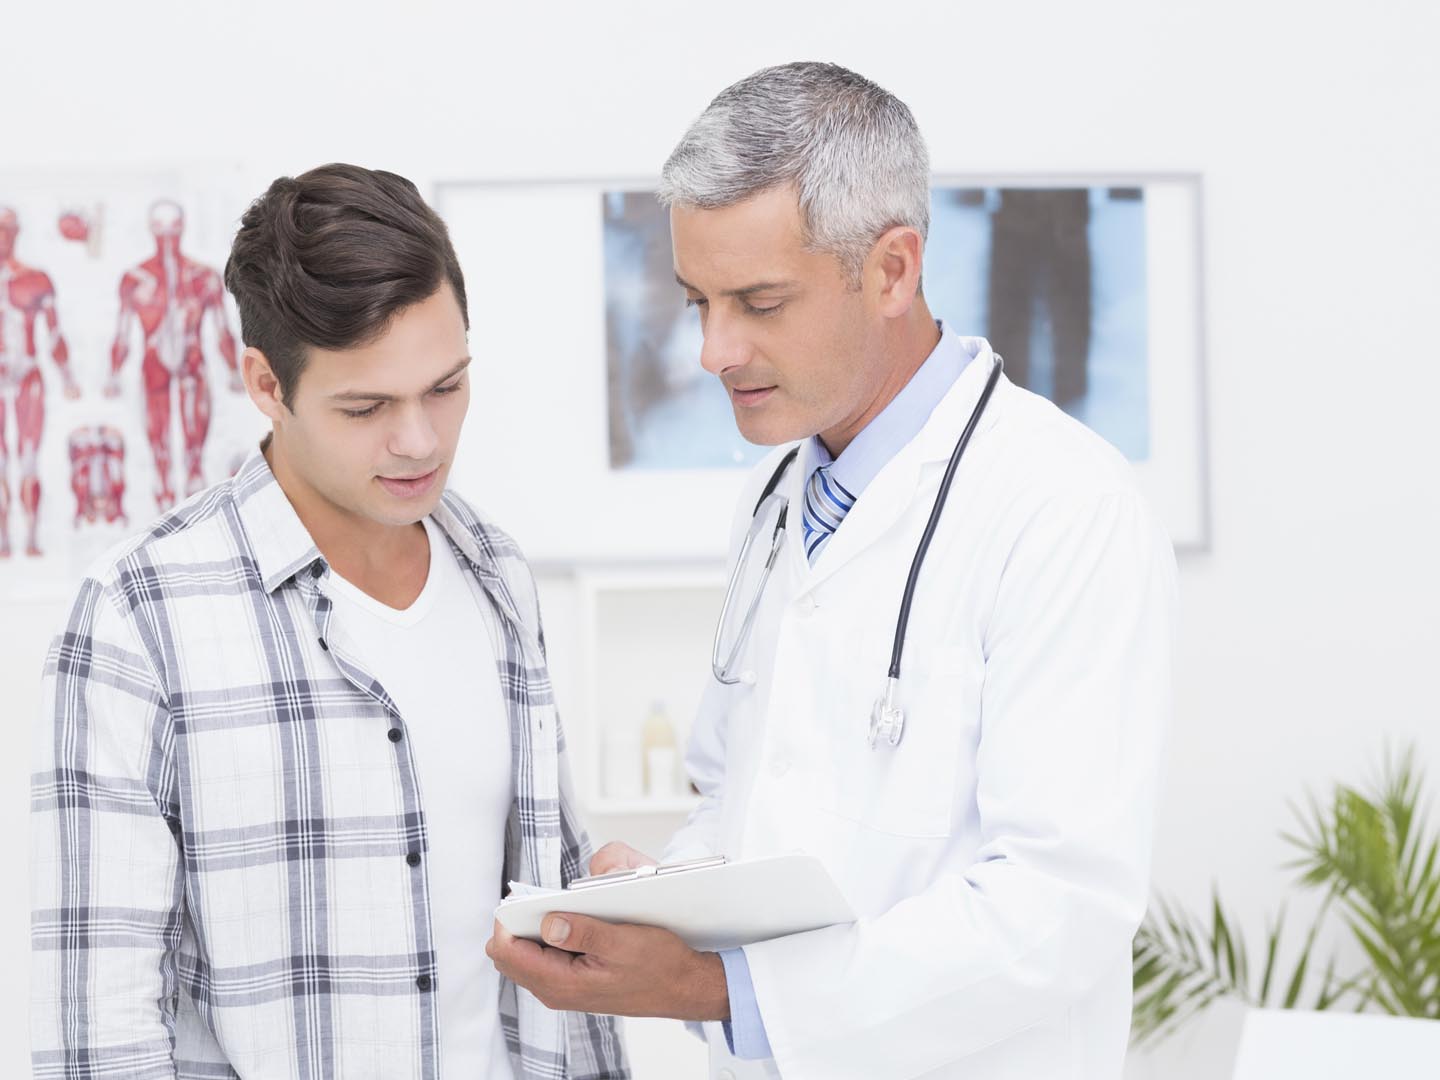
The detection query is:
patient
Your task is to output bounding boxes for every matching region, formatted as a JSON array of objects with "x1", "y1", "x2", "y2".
[{"x1": 29, "y1": 163, "x2": 627, "y2": 1080}]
